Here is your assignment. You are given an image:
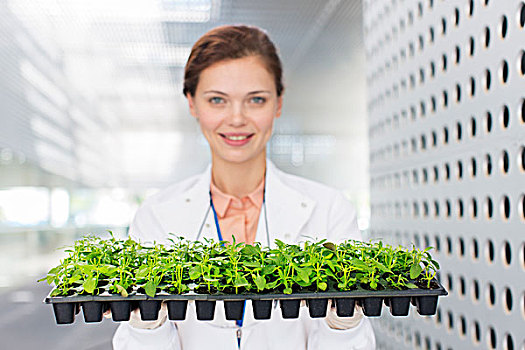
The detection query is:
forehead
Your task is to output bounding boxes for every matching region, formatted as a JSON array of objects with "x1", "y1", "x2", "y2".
[{"x1": 197, "y1": 56, "x2": 275, "y2": 93}]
